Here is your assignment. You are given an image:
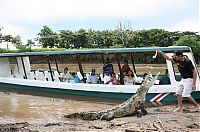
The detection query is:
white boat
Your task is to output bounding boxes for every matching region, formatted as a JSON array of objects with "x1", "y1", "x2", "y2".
[{"x1": 0, "y1": 46, "x2": 199, "y2": 103}]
